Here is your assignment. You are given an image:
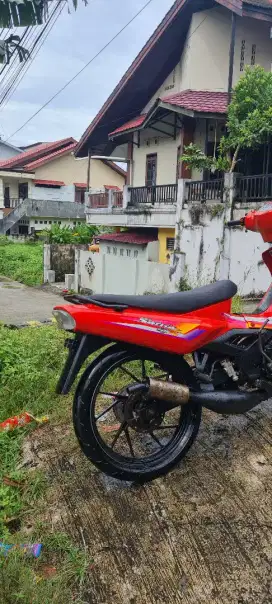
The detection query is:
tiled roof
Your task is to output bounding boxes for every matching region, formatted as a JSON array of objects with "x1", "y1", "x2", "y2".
[
  {"x1": 110, "y1": 90, "x2": 228, "y2": 136},
  {"x1": 109, "y1": 115, "x2": 146, "y2": 136},
  {"x1": 0, "y1": 137, "x2": 76, "y2": 170},
  {"x1": 162, "y1": 89, "x2": 228, "y2": 114},
  {"x1": 104, "y1": 185, "x2": 121, "y2": 190},
  {"x1": 25, "y1": 143, "x2": 77, "y2": 170},
  {"x1": 245, "y1": 0, "x2": 272, "y2": 7},
  {"x1": 97, "y1": 231, "x2": 158, "y2": 245},
  {"x1": 74, "y1": 182, "x2": 87, "y2": 188},
  {"x1": 34, "y1": 179, "x2": 65, "y2": 186}
]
